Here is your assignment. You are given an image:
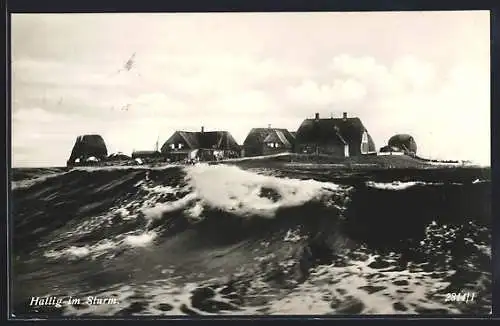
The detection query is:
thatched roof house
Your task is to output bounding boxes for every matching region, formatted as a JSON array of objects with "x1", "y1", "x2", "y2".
[
  {"x1": 243, "y1": 127, "x2": 295, "y2": 157},
  {"x1": 161, "y1": 127, "x2": 240, "y2": 161},
  {"x1": 387, "y1": 134, "x2": 417, "y2": 155},
  {"x1": 295, "y1": 112, "x2": 376, "y2": 157},
  {"x1": 67, "y1": 134, "x2": 108, "y2": 166}
]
